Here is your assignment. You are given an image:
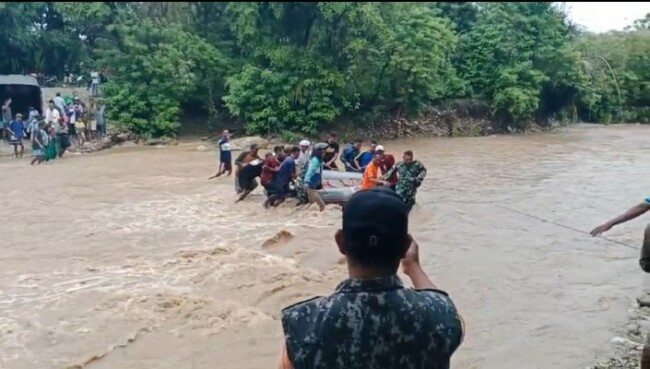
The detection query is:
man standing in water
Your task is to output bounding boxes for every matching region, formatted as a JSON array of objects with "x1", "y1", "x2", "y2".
[
  {"x1": 323, "y1": 132, "x2": 339, "y2": 171},
  {"x1": 382, "y1": 150, "x2": 427, "y2": 211},
  {"x1": 209, "y1": 130, "x2": 232, "y2": 179},
  {"x1": 341, "y1": 138, "x2": 362, "y2": 172},
  {"x1": 30, "y1": 121, "x2": 47, "y2": 165},
  {"x1": 304, "y1": 143, "x2": 328, "y2": 211},
  {"x1": 7, "y1": 113, "x2": 25, "y2": 158},
  {"x1": 268, "y1": 146, "x2": 300, "y2": 207},
  {"x1": 360, "y1": 153, "x2": 389, "y2": 191},
  {"x1": 278, "y1": 187, "x2": 464, "y2": 369},
  {"x1": 591, "y1": 198, "x2": 650, "y2": 369},
  {"x1": 234, "y1": 143, "x2": 262, "y2": 202},
  {"x1": 376, "y1": 145, "x2": 397, "y2": 188}
]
